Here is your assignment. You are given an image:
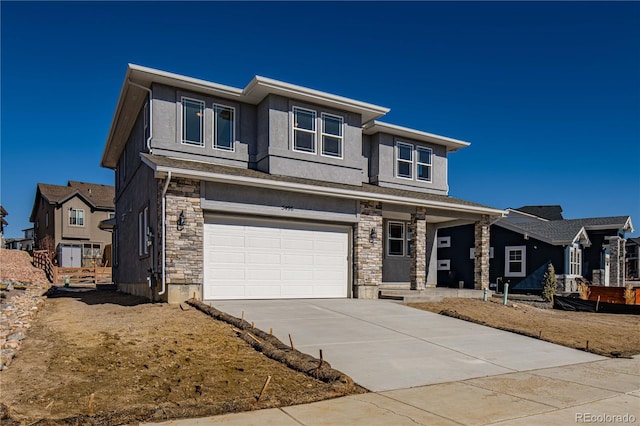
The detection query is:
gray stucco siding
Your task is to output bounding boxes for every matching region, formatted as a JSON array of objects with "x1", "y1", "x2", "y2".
[
  {"x1": 149, "y1": 83, "x2": 253, "y2": 167},
  {"x1": 370, "y1": 133, "x2": 449, "y2": 195},
  {"x1": 202, "y1": 181, "x2": 358, "y2": 223}
]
